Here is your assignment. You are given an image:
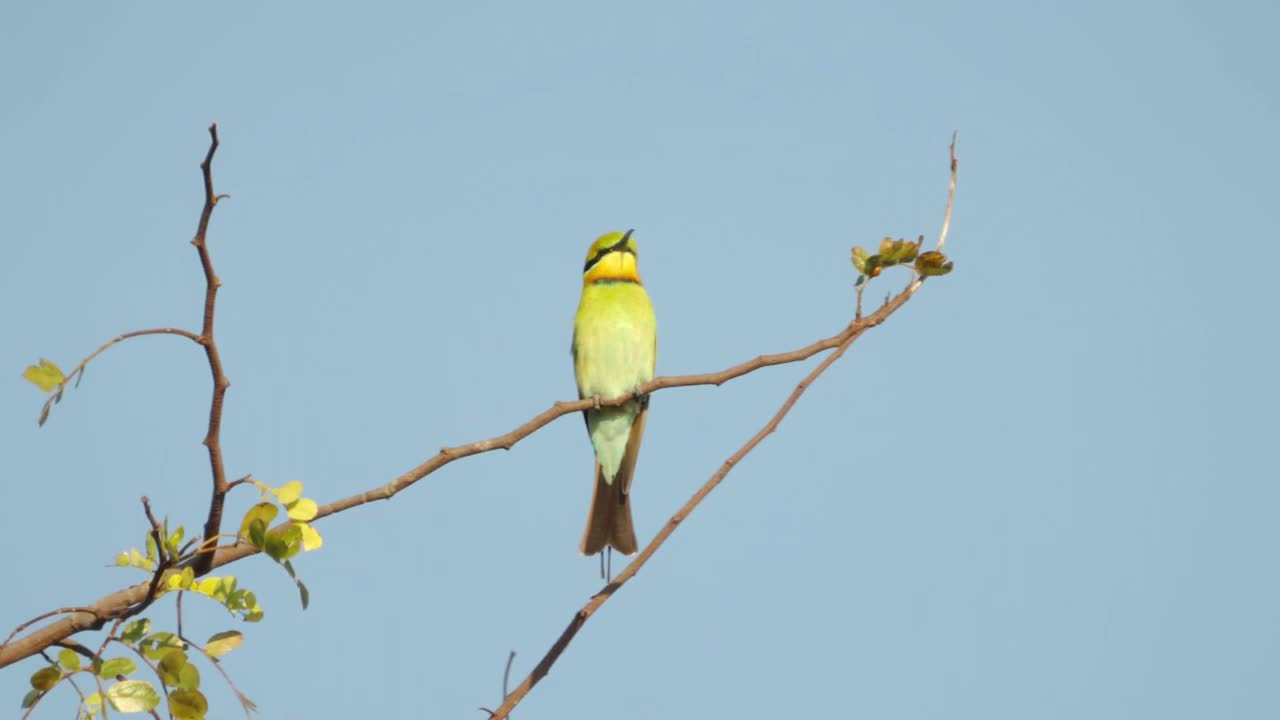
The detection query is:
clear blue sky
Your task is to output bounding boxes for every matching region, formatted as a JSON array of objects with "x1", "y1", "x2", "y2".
[{"x1": 2, "y1": 1, "x2": 1277, "y2": 718}]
